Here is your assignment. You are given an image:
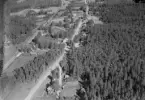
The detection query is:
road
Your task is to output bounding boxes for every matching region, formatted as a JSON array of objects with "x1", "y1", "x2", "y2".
[
  {"x1": 25, "y1": 12, "x2": 57, "y2": 44},
  {"x1": 85, "y1": 0, "x2": 89, "y2": 17},
  {"x1": 71, "y1": 19, "x2": 83, "y2": 40},
  {"x1": 3, "y1": 52, "x2": 22, "y2": 72},
  {"x1": 24, "y1": 16, "x2": 84, "y2": 100},
  {"x1": 24, "y1": 1, "x2": 103, "y2": 99},
  {"x1": 24, "y1": 1, "x2": 86, "y2": 99},
  {"x1": 24, "y1": 45, "x2": 66, "y2": 100},
  {"x1": 58, "y1": 65, "x2": 63, "y2": 86}
]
